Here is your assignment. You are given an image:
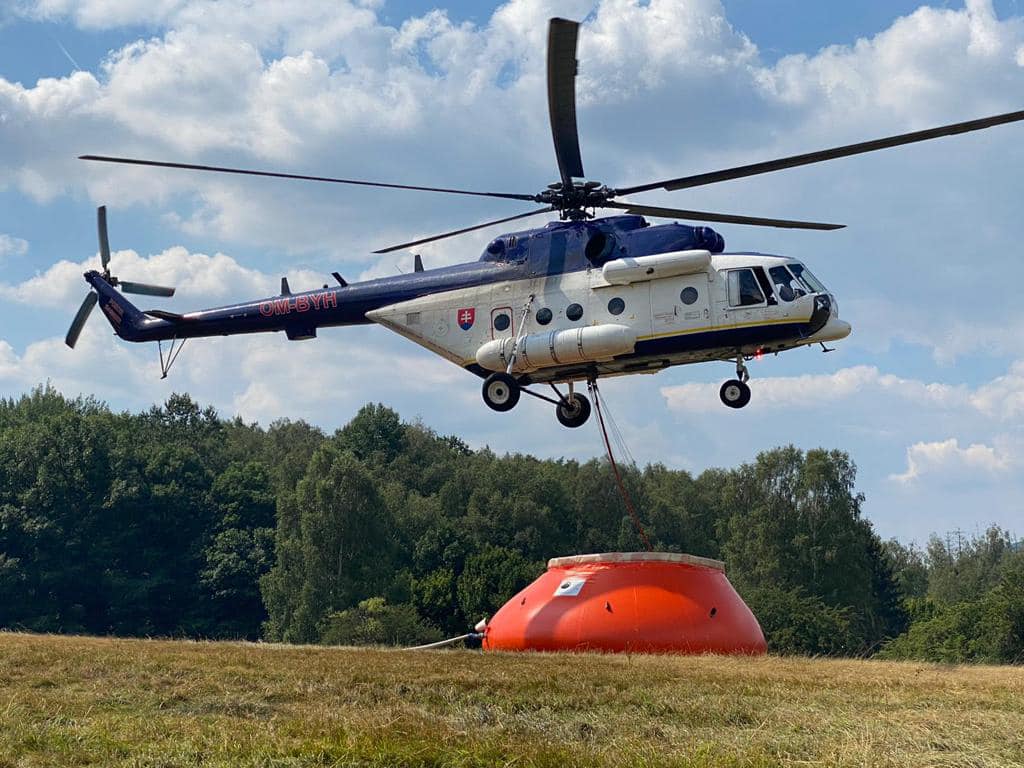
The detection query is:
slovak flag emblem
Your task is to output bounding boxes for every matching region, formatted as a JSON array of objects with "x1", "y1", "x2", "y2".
[{"x1": 457, "y1": 307, "x2": 475, "y2": 331}]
